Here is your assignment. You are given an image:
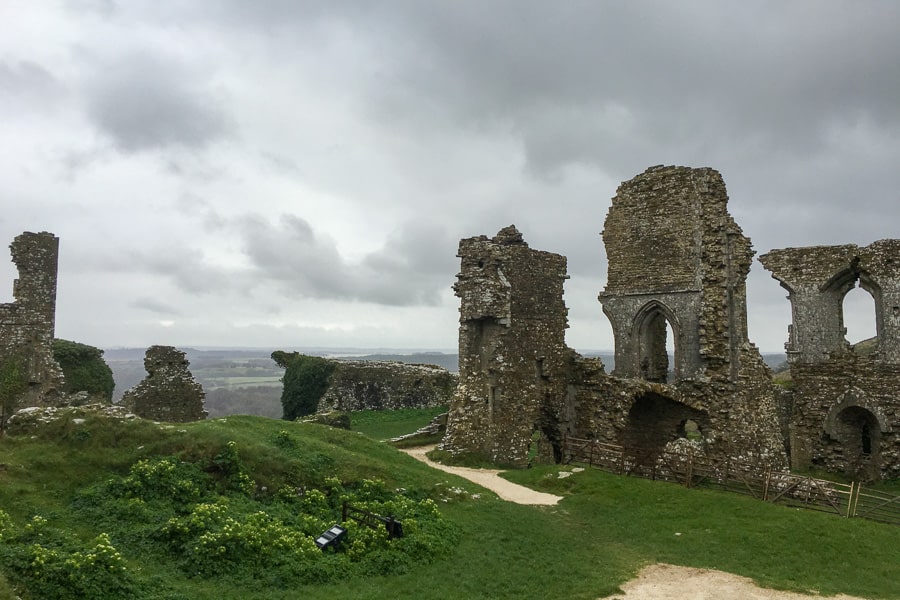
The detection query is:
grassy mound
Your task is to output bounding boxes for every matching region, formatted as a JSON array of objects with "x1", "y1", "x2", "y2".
[{"x1": 1, "y1": 407, "x2": 898, "y2": 599}]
